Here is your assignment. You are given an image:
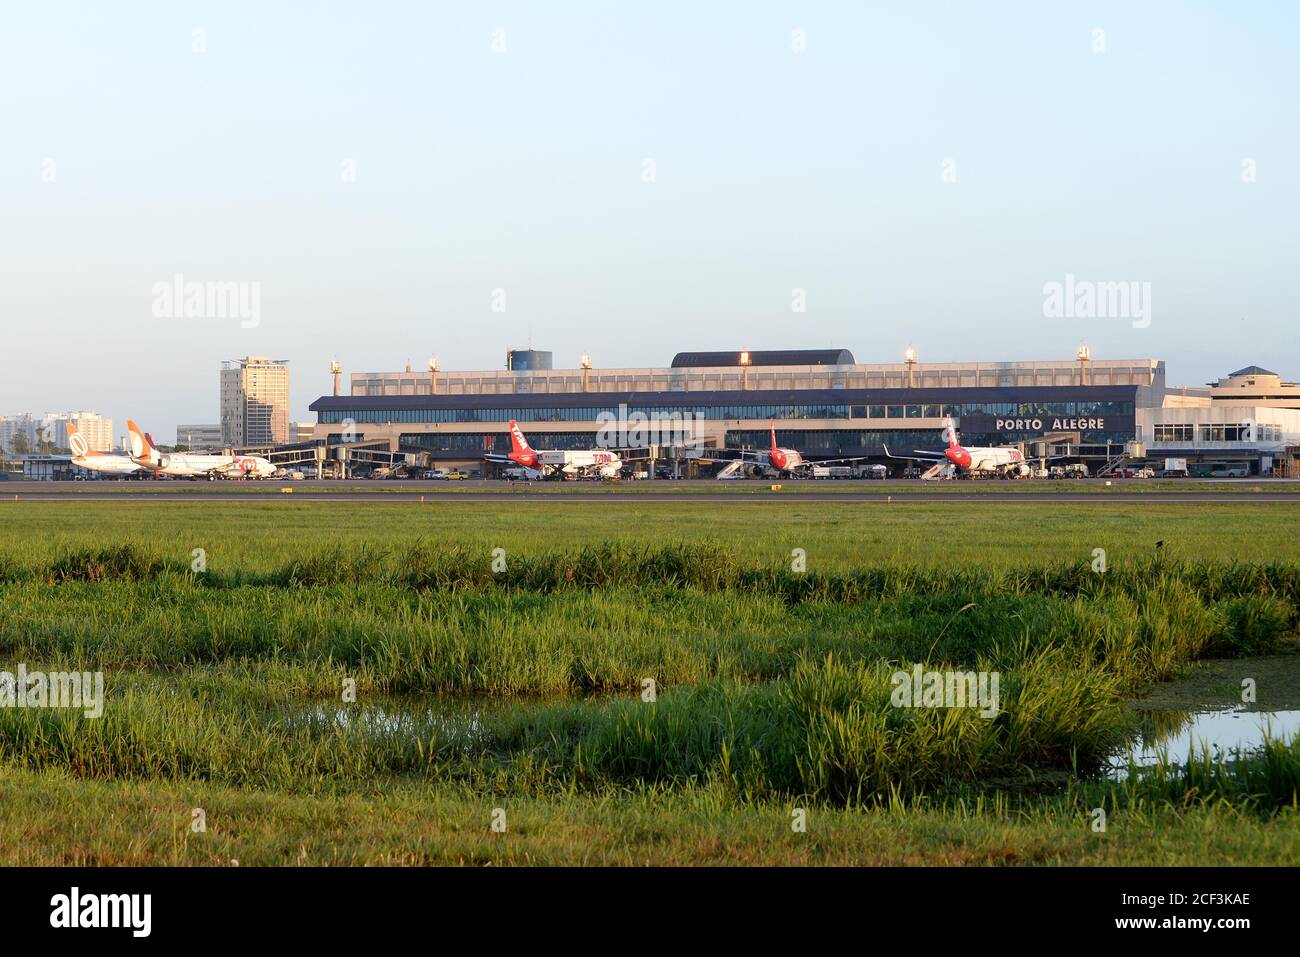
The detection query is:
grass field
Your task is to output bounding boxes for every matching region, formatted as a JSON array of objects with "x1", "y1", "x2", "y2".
[
  {"x1": 9, "y1": 499, "x2": 1300, "y2": 569},
  {"x1": 1, "y1": 499, "x2": 1298, "y2": 865}
]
